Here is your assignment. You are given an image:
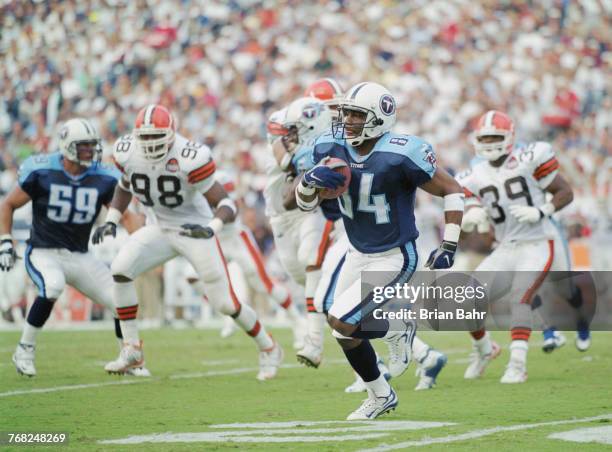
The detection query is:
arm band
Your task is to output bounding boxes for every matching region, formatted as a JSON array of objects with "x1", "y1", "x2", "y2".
[
  {"x1": 106, "y1": 207, "x2": 122, "y2": 225},
  {"x1": 296, "y1": 182, "x2": 318, "y2": 211},
  {"x1": 118, "y1": 178, "x2": 130, "y2": 192},
  {"x1": 208, "y1": 217, "x2": 224, "y2": 234},
  {"x1": 444, "y1": 192, "x2": 465, "y2": 212},
  {"x1": 217, "y1": 198, "x2": 237, "y2": 217},
  {"x1": 443, "y1": 223, "x2": 461, "y2": 243},
  {"x1": 540, "y1": 202, "x2": 555, "y2": 217},
  {"x1": 0, "y1": 234, "x2": 13, "y2": 242},
  {"x1": 279, "y1": 153, "x2": 293, "y2": 171}
]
